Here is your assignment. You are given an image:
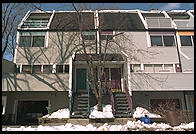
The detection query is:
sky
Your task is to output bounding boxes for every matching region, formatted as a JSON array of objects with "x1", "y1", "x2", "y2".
[{"x1": 40, "y1": 3, "x2": 194, "y2": 11}]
